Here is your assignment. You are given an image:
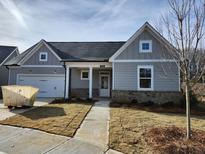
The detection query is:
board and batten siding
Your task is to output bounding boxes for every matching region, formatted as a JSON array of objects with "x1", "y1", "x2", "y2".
[
  {"x1": 24, "y1": 44, "x2": 61, "y2": 65},
  {"x1": 8, "y1": 67, "x2": 64, "y2": 85},
  {"x1": 116, "y1": 29, "x2": 173, "y2": 60},
  {"x1": 113, "y1": 62, "x2": 179, "y2": 91}
]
